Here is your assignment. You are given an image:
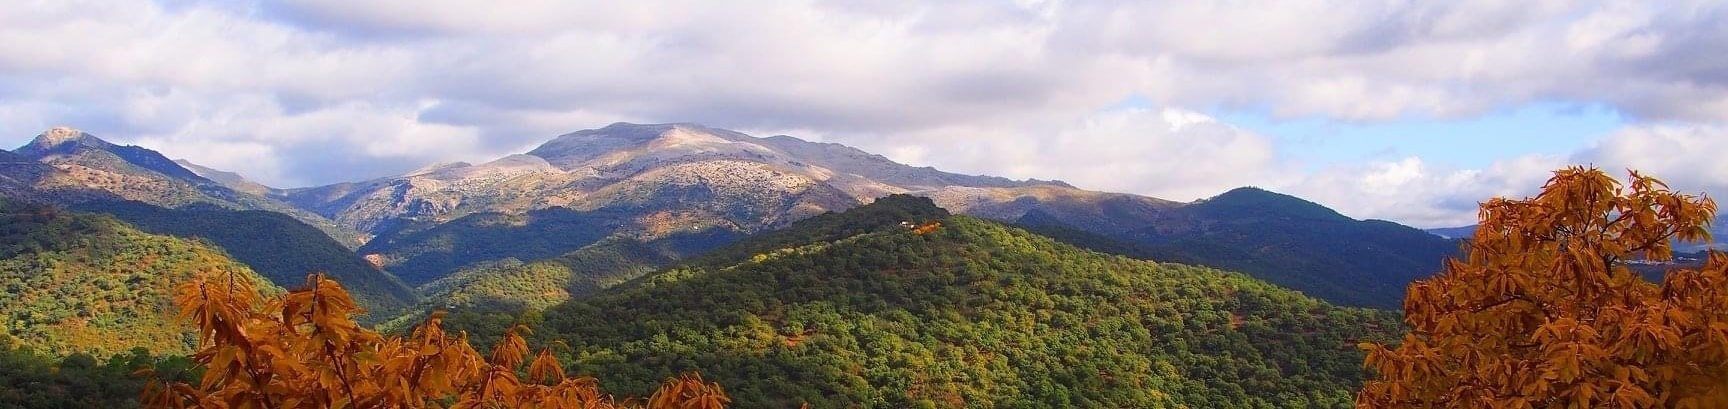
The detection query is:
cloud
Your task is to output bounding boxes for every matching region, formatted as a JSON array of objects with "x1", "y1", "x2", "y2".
[
  {"x1": 109, "y1": 93, "x2": 499, "y2": 187},
  {"x1": 1575, "y1": 122, "x2": 1728, "y2": 197},
  {"x1": 855, "y1": 106, "x2": 1284, "y2": 202},
  {"x1": 1022, "y1": 107, "x2": 1285, "y2": 201},
  {"x1": 1283, "y1": 121, "x2": 1728, "y2": 228},
  {"x1": 1284, "y1": 155, "x2": 1564, "y2": 227}
]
